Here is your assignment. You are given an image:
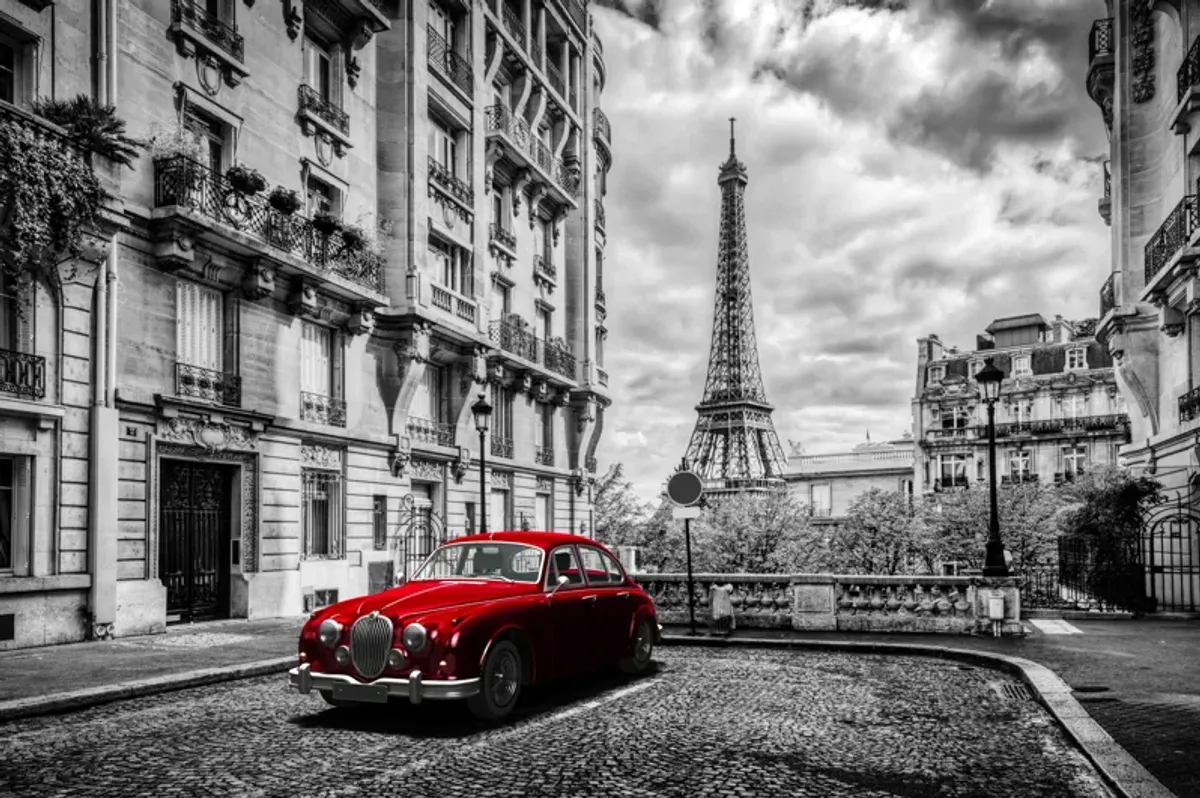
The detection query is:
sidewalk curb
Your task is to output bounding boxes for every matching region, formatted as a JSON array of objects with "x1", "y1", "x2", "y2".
[
  {"x1": 661, "y1": 634, "x2": 1178, "y2": 798},
  {"x1": 0, "y1": 656, "x2": 296, "y2": 724}
]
